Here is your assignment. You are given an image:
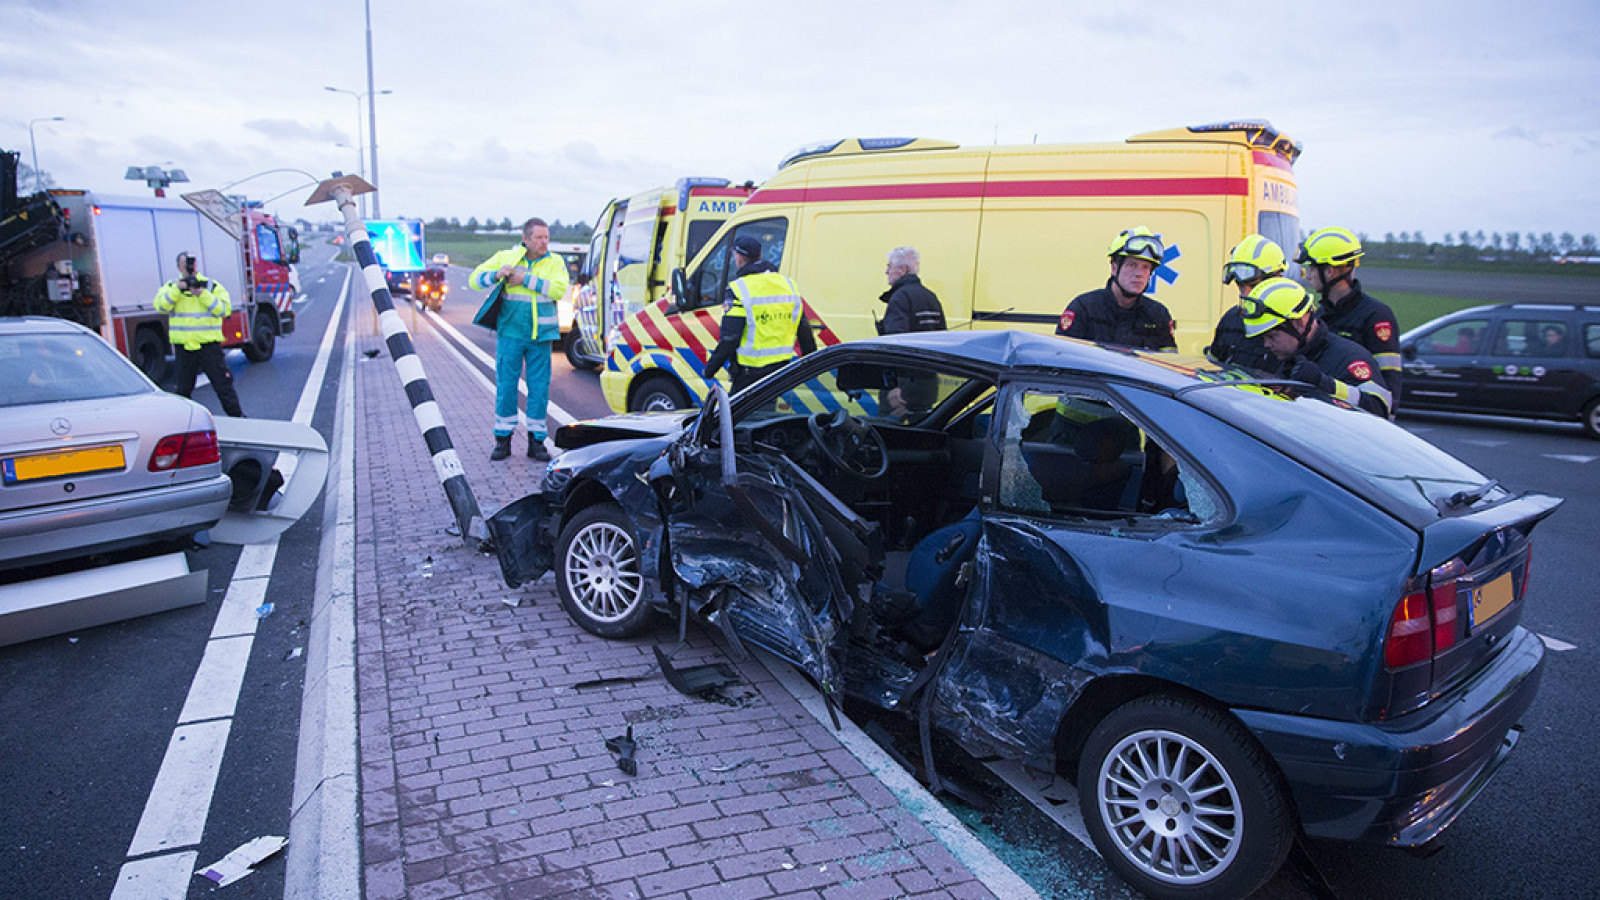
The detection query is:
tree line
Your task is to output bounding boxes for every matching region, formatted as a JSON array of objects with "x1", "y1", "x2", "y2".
[
  {"x1": 423, "y1": 217, "x2": 591, "y2": 242},
  {"x1": 1361, "y1": 230, "x2": 1600, "y2": 263}
]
